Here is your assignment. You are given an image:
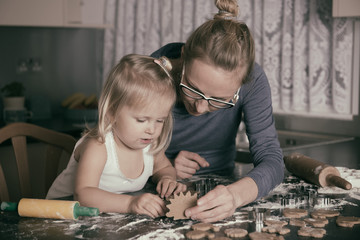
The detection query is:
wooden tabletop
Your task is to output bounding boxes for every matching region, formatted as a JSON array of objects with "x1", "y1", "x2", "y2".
[{"x1": 1, "y1": 138, "x2": 359, "y2": 239}]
